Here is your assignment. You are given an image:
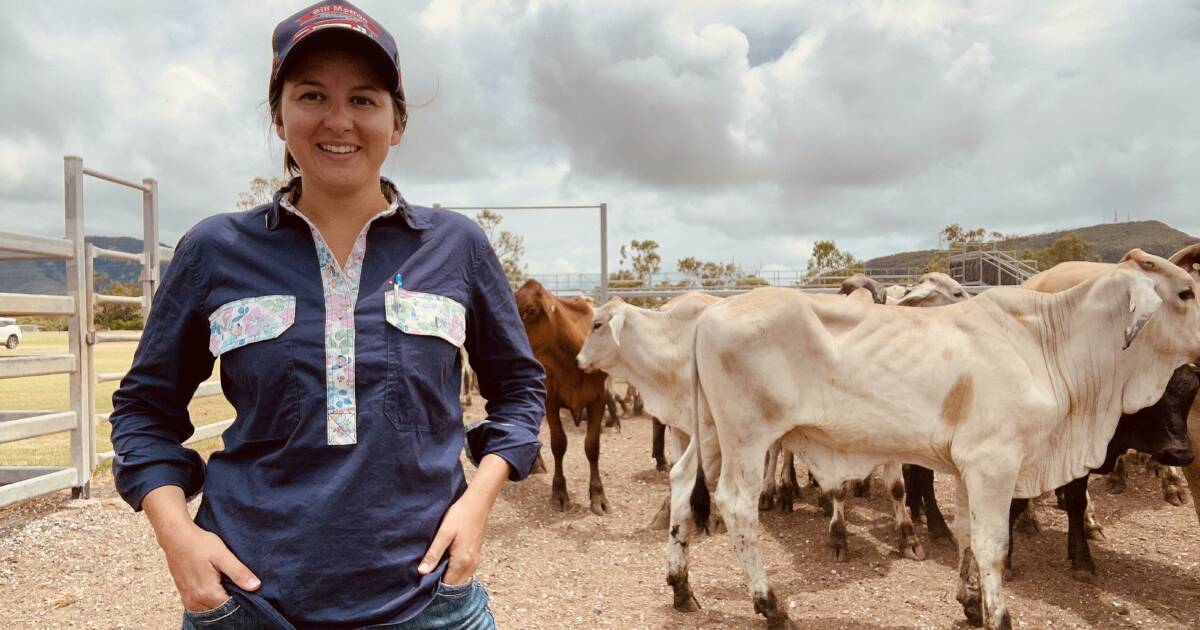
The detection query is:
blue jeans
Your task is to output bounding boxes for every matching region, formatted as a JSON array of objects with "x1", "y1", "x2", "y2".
[{"x1": 180, "y1": 579, "x2": 496, "y2": 630}]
